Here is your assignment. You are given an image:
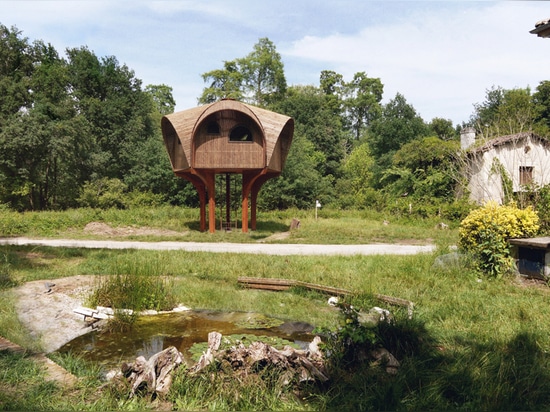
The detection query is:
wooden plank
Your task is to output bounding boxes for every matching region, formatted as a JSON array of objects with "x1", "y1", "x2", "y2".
[
  {"x1": 237, "y1": 277, "x2": 352, "y2": 295},
  {"x1": 376, "y1": 294, "x2": 414, "y2": 319},
  {"x1": 295, "y1": 281, "x2": 353, "y2": 296},
  {"x1": 237, "y1": 276, "x2": 414, "y2": 317},
  {"x1": 243, "y1": 284, "x2": 291, "y2": 291},
  {"x1": 238, "y1": 276, "x2": 295, "y2": 287},
  {"x1": 73, "y1": 307, "x2": 110, "y2": 320}
]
